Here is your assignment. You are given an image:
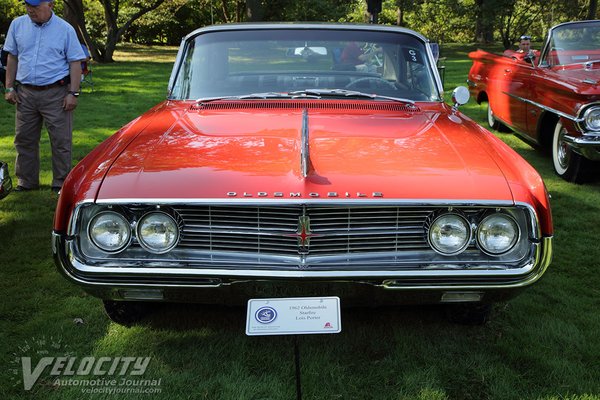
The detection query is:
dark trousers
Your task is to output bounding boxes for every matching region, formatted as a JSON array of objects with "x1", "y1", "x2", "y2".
[{"x1": 14, "y1": 85, "x2": 72, "y2": 189}]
